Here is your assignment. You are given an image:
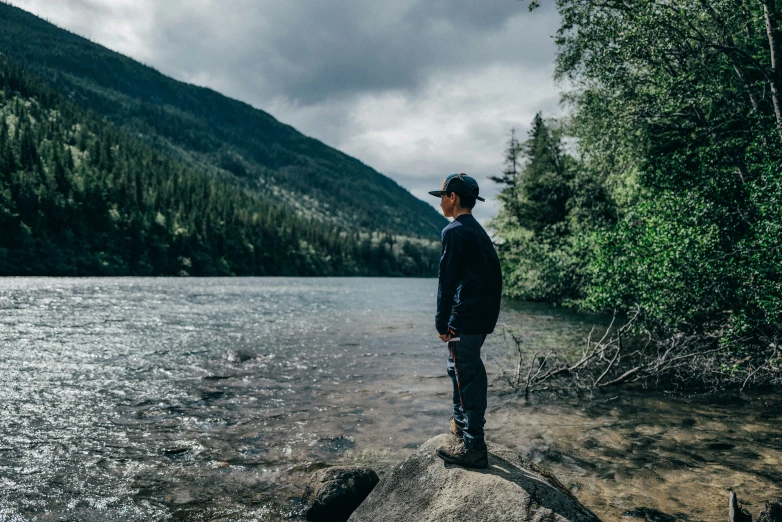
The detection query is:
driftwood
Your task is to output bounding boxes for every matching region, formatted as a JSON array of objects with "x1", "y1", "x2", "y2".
[
  {"x1": 492, "y1": 308, "x2": 652, "y2": 392},
  {"x1": 490, "y1": 309, "x2": 782, "y2": 392}
]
